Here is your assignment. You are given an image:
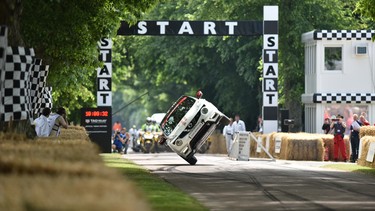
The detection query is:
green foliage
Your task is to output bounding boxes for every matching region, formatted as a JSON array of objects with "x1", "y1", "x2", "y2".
[{"x1": 19, "y1": 0, "x2": 157, "y2": 123}]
